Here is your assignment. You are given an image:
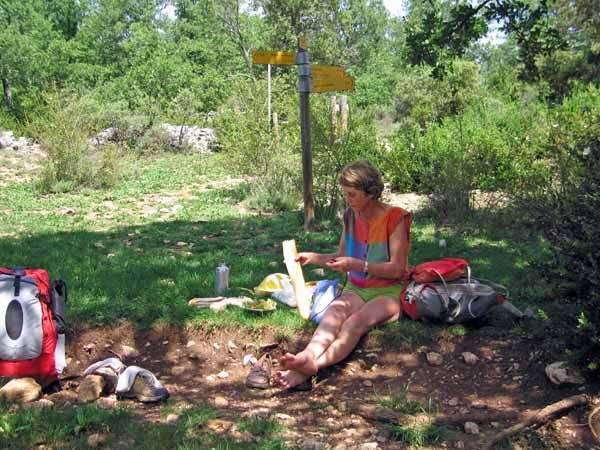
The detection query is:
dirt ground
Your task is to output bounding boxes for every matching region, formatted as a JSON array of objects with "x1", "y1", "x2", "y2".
[
  {"x1": 2, "y1": 141, "x2": 598, "y2": 448},
  {"x1": 53, "y1": 321, "x2": 600, "y2": 450}
]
